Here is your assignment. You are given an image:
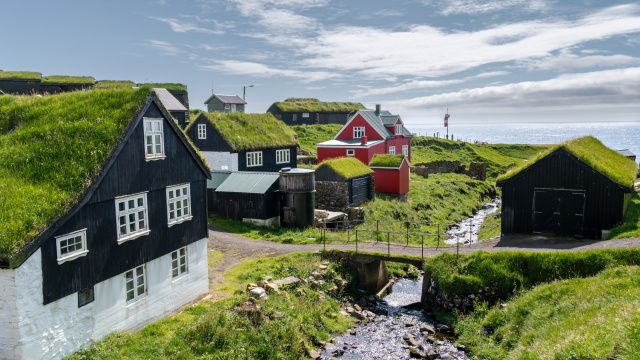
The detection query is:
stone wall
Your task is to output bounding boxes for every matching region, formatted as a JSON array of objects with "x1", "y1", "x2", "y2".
[
  {"x1": 421, "y1": 271, "x2": 503, "y2": 313},
  {"x1": 411, "y1": 160, "x2": 486, "y2": 181},
  {"x1": 316, "y1": 181, "x2": 349, "y2": 211}
]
